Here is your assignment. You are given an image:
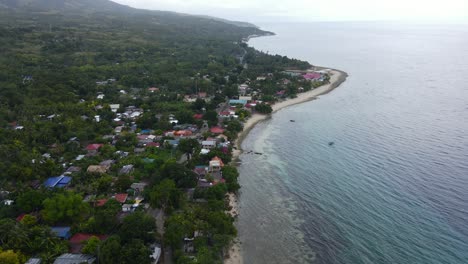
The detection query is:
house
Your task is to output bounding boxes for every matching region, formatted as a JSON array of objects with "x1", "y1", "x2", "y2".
[
  {"x1": 114, "y1": 126, "x2": 124, "y2": 134},
  {"x1": 150, "y1": 244, "x2": 162, "y2": 263},
  {"x1": 122, "y1": 204, "x2": 133, "y2": 212},
  {"x1": 198, "y1": 92, "x2": 207, "y2": 98},
  {"x1": 65, "y1": 166, "x2": 81, "y2": 174},
  {"x1": 303, "y1": 72, "x2": 322, "y2": 81},
  {"x1": 197, "y1": 178, "x2": 213, "y2": 188},
  {"x1": 169, "y1": 117, "x2": 178, "y2": 125},
  {"x1": 114, "y1": 193, "x2": 128, "y2": 203},
  {"x1": 229, "y1": 99, "x2": 247, "y2": 106},
  {"x1": 25, "y1": 258, "x2": 42, "y2": 264},
  {"x1": 210, "y1": 127, "x2": 224, "y2": 134},
  {"x1": 193, "y1": 165, "x2": 208, "y2": 176},
  {"x1": 276, "y1": 90, "x2": 286, "y2": 97},
  {"x1": 202, "y1": 140, "x2": 217, "y2": 149},
  {"x1": 218, "y1": 111, "x2": 231, "y2": 119},
  {"x1": 148, "y1": 87, "x2": 159, "y2": 93},
  {"x1": 86, "y1": 144, "x2": 103, "y2": 155},
  {"x1": 109, "y1": 104, "x2": 120, "y2": 113},
  {"x1": 145, "y1": 142, "x2": 160, "y2": 148},
  {"x1": 256, "y1": 76, "x2": 267, "y2": 81},
  {"x1": 217, "y1": 134, "x2": 229, "y2": 142},
  {"x1": 16, "y1": 213, "x2": 27, "y2": 222},
  {"x1": 239, "y1": 96, "x2": 252, "y2": 101},
  {"x1": 119, "y1": 165, "x2": 134, "y2": 175},
  {"x1": 86, "y1": 165, "x2": 109, "y2": 174},
  {"x1": 134, "y1": 147, "x2": 145, "y2": 154},
  {"x1": 3, "y1": 199, "x2": 14, "y2": 206},
  {"x1": 96, "y1": 94, "x2": 105, "y2": 100},
  {"x1": 51, "y1": 227, "x2": 71, "y2": 240},
  {"x1": 43, "y1": 176, "x2": 72, "y2": 188},
  {"x1": 193, "y1": 114, "x2": 203, "y2": 120},
  {"x1": 282, "y1": 70, "x2": 304, "y2": 77},
  {"x1": 69, "y1": 234, "x2": 108, "y2": 253},
  {"x1": 99, "y1": 160, "x2": 115, "y2": 170},
  {"x1": 209, "y1": 156, "x2": 224, "y2": 172},
  {"x1": 131, "y1": 182, "x2": 148, "y2": 193},
  {"x1": 54, "y1": 253, "x2": 95, "y2": 264},
  {"x1": 95, "y1": 199, "x2": 108, "y2": 207},
  {"x1": 164, "y1": 139, "x2": 180, "y2": 148},
  {"x1": 174, "y1": 130, "x2": 193, "y2": 137}
]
